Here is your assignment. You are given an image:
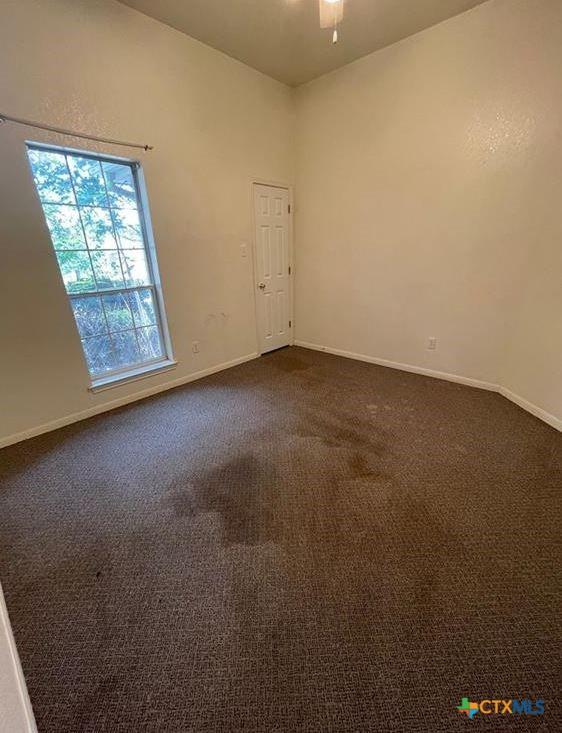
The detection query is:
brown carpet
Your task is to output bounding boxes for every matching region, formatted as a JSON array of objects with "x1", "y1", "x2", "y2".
[{"x1": 0, "y1": 346, "x2": 560, "y2": 732}]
